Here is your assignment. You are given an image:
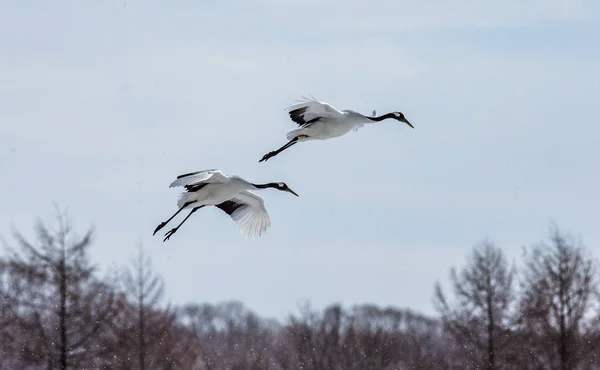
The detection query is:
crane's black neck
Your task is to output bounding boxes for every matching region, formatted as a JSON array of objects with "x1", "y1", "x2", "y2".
[
  {"x1": 368, "y1": 112, "x2": 396, "y2": 122},
  {"x1": 251, "y1": 182, "x2": 279, "y2": 189}
]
